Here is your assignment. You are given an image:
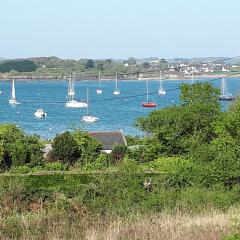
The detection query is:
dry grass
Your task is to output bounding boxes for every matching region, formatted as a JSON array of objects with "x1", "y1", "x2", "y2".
[{"x1": 1, "y1": 208, "x2": 239, "y2": 240}]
